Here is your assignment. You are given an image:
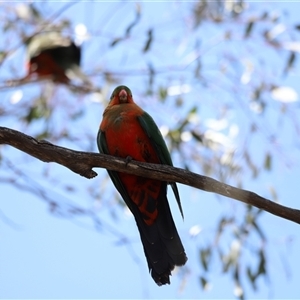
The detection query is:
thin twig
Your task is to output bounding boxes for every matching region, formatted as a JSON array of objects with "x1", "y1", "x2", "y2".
[{"x1": 0, "y1": 76, "x2": 101, "y2": 94}]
